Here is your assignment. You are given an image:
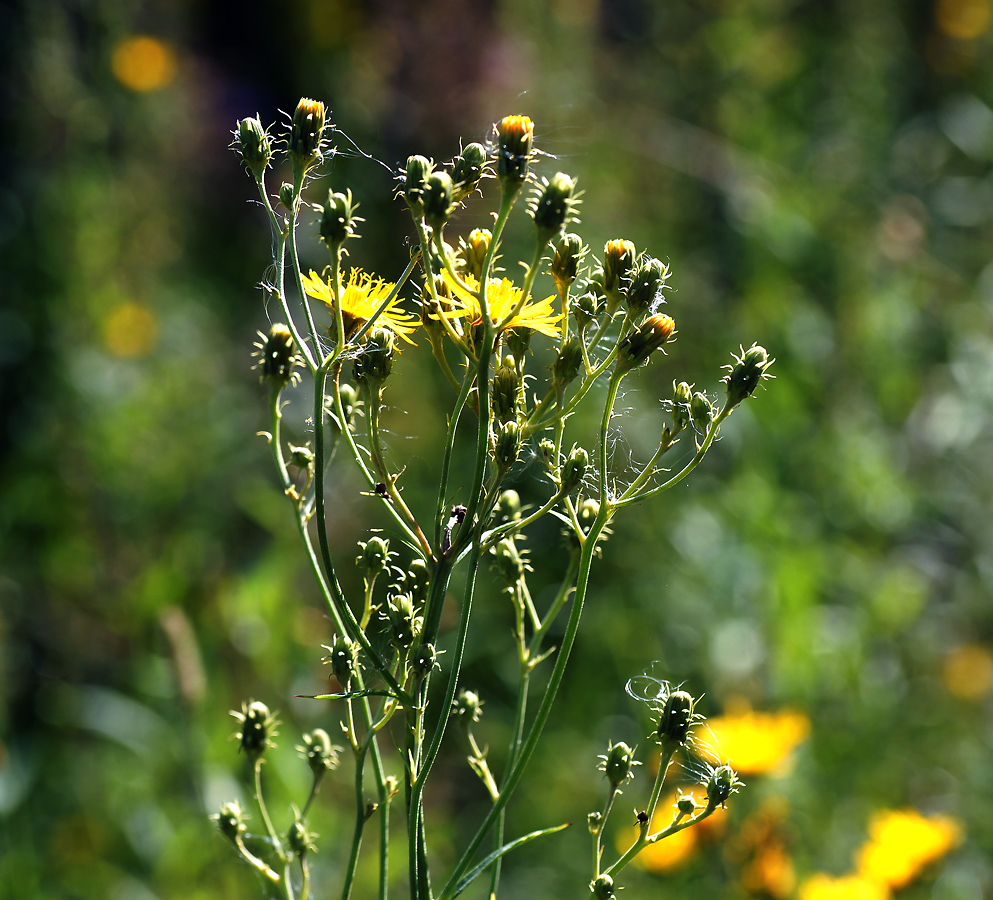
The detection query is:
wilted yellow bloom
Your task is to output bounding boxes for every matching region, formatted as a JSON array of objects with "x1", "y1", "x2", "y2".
[
  {"x1": 943, "y1": 643, "x2": 993, "y2": 701},
  {"x1": 856, "y1": 809, "x2": 963, "y2": 889},
  {"x1": 111, "y1": 36, "x2": 177, "y2": 92},
  {"x1": 698, "y1": 702, "x2": 810, "y2": 776},
  {"x1": 440, "y1": 271, "x2": 561, "y2": 337},
  {"x1": 799, "y1": 874, "x2": 889, "y2": 900},
  {"x1": 302, "y1": 269, "x2": 419, "y2": 343}
]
